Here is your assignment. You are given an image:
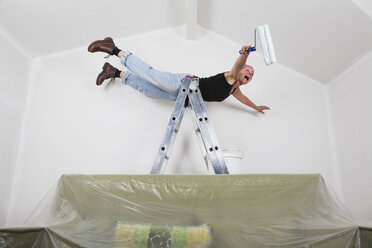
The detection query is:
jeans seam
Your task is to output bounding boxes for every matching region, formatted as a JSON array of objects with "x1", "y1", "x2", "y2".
[
  {"x1": 122, "y1": 71, "x2": 131, "y2": 85},
  {"x1": 121, "y1": 51, "x2": 132, "y2": 67}
]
